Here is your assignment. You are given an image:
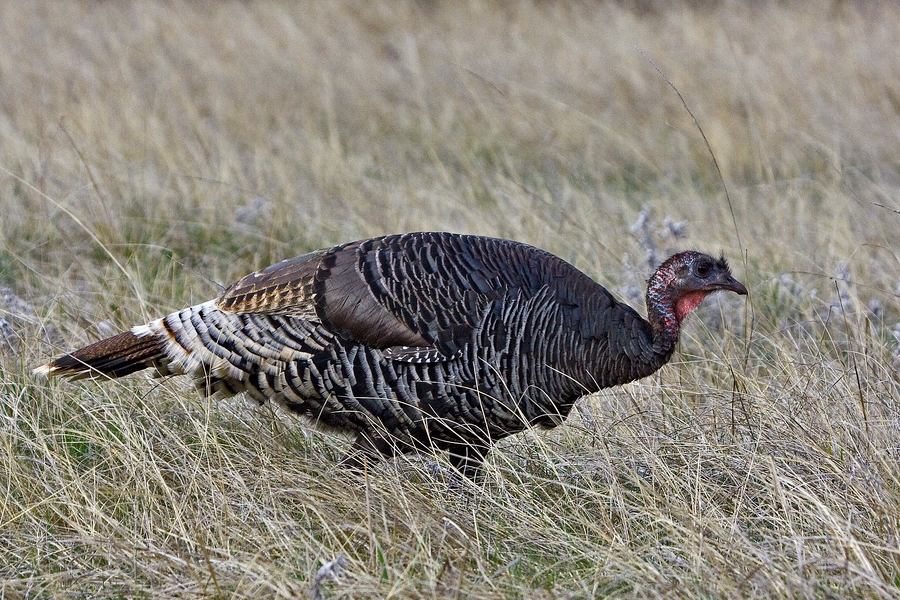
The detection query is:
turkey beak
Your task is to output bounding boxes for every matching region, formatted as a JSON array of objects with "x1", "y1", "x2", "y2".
[{"x1": 717, "y1": 275, "x2": 748, "y2": 296}]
